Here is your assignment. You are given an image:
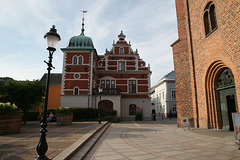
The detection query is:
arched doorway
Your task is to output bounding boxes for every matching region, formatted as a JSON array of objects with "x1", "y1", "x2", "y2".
[
  {"x1": 216, "y1": 68, "x2": 238, "y2": 130},
  {"x1": 205, "y1": 61, "x2": 238, "y2": 130},
  {"x1": 98, "y1": 100, "x2": 113, "y2": 112}
]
